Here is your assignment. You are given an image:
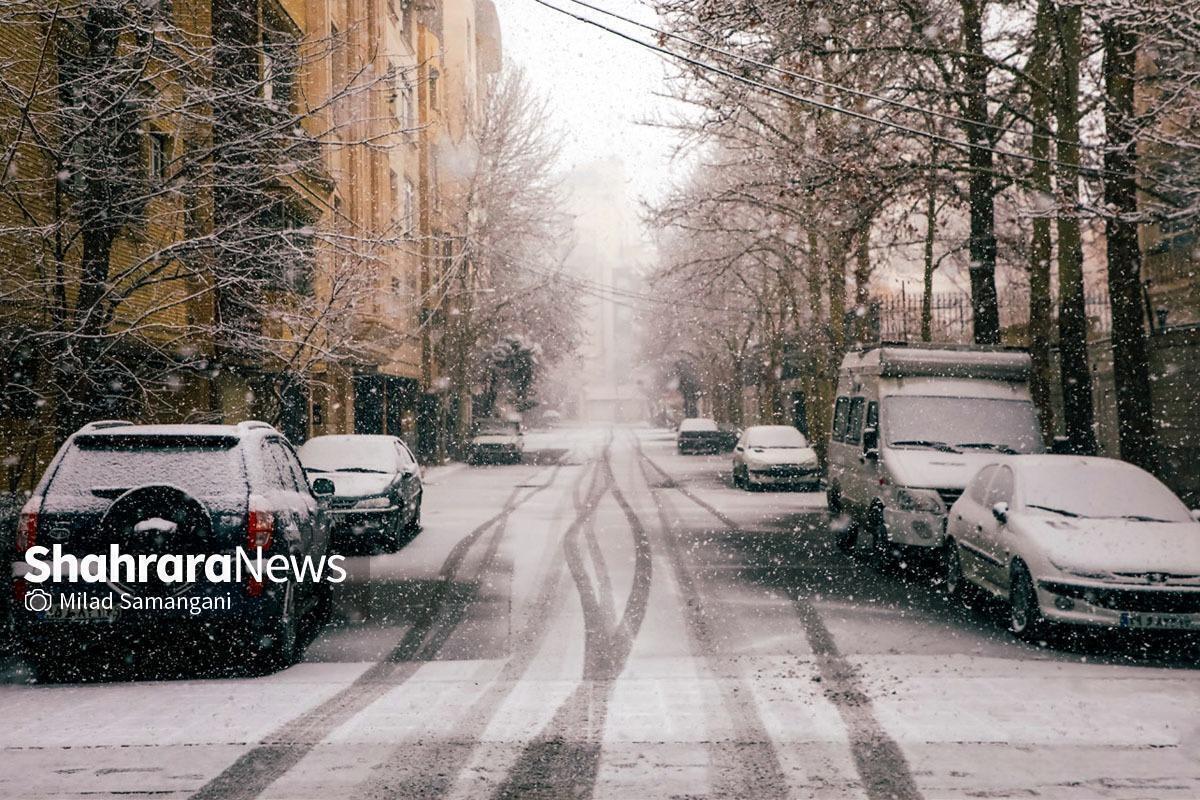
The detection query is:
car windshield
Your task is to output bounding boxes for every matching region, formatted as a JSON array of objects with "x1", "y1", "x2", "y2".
[
  {"x1": 476, "y1": 420, "x2": 519, "y2": 435},
  {"x1": 679, "y1": 418, "x2": 718, "y2": 432},
  {"x1": 49, "y1": 435, "x2": 245, "y2": 498},
  {"x1": 298, "y1": 438, "x2": 398, "y2": 473},
  {"x1": 1023, "y1": 462, "x2": 1191, "y2": 522},
  {"x1": 883, "y1": 396, "x2": 1044, "y2": 454},
  {"x1": 745, "y1": 427, "x2": 808, "y2": 448}
]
